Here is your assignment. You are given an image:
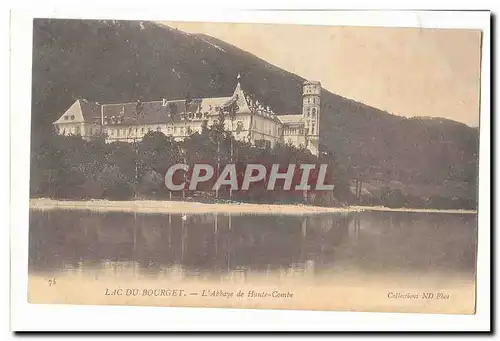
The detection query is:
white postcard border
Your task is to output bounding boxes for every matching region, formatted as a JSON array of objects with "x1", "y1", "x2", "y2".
[{"x1": 10, "y1": 8, "x2": 491, "y2": 332}]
